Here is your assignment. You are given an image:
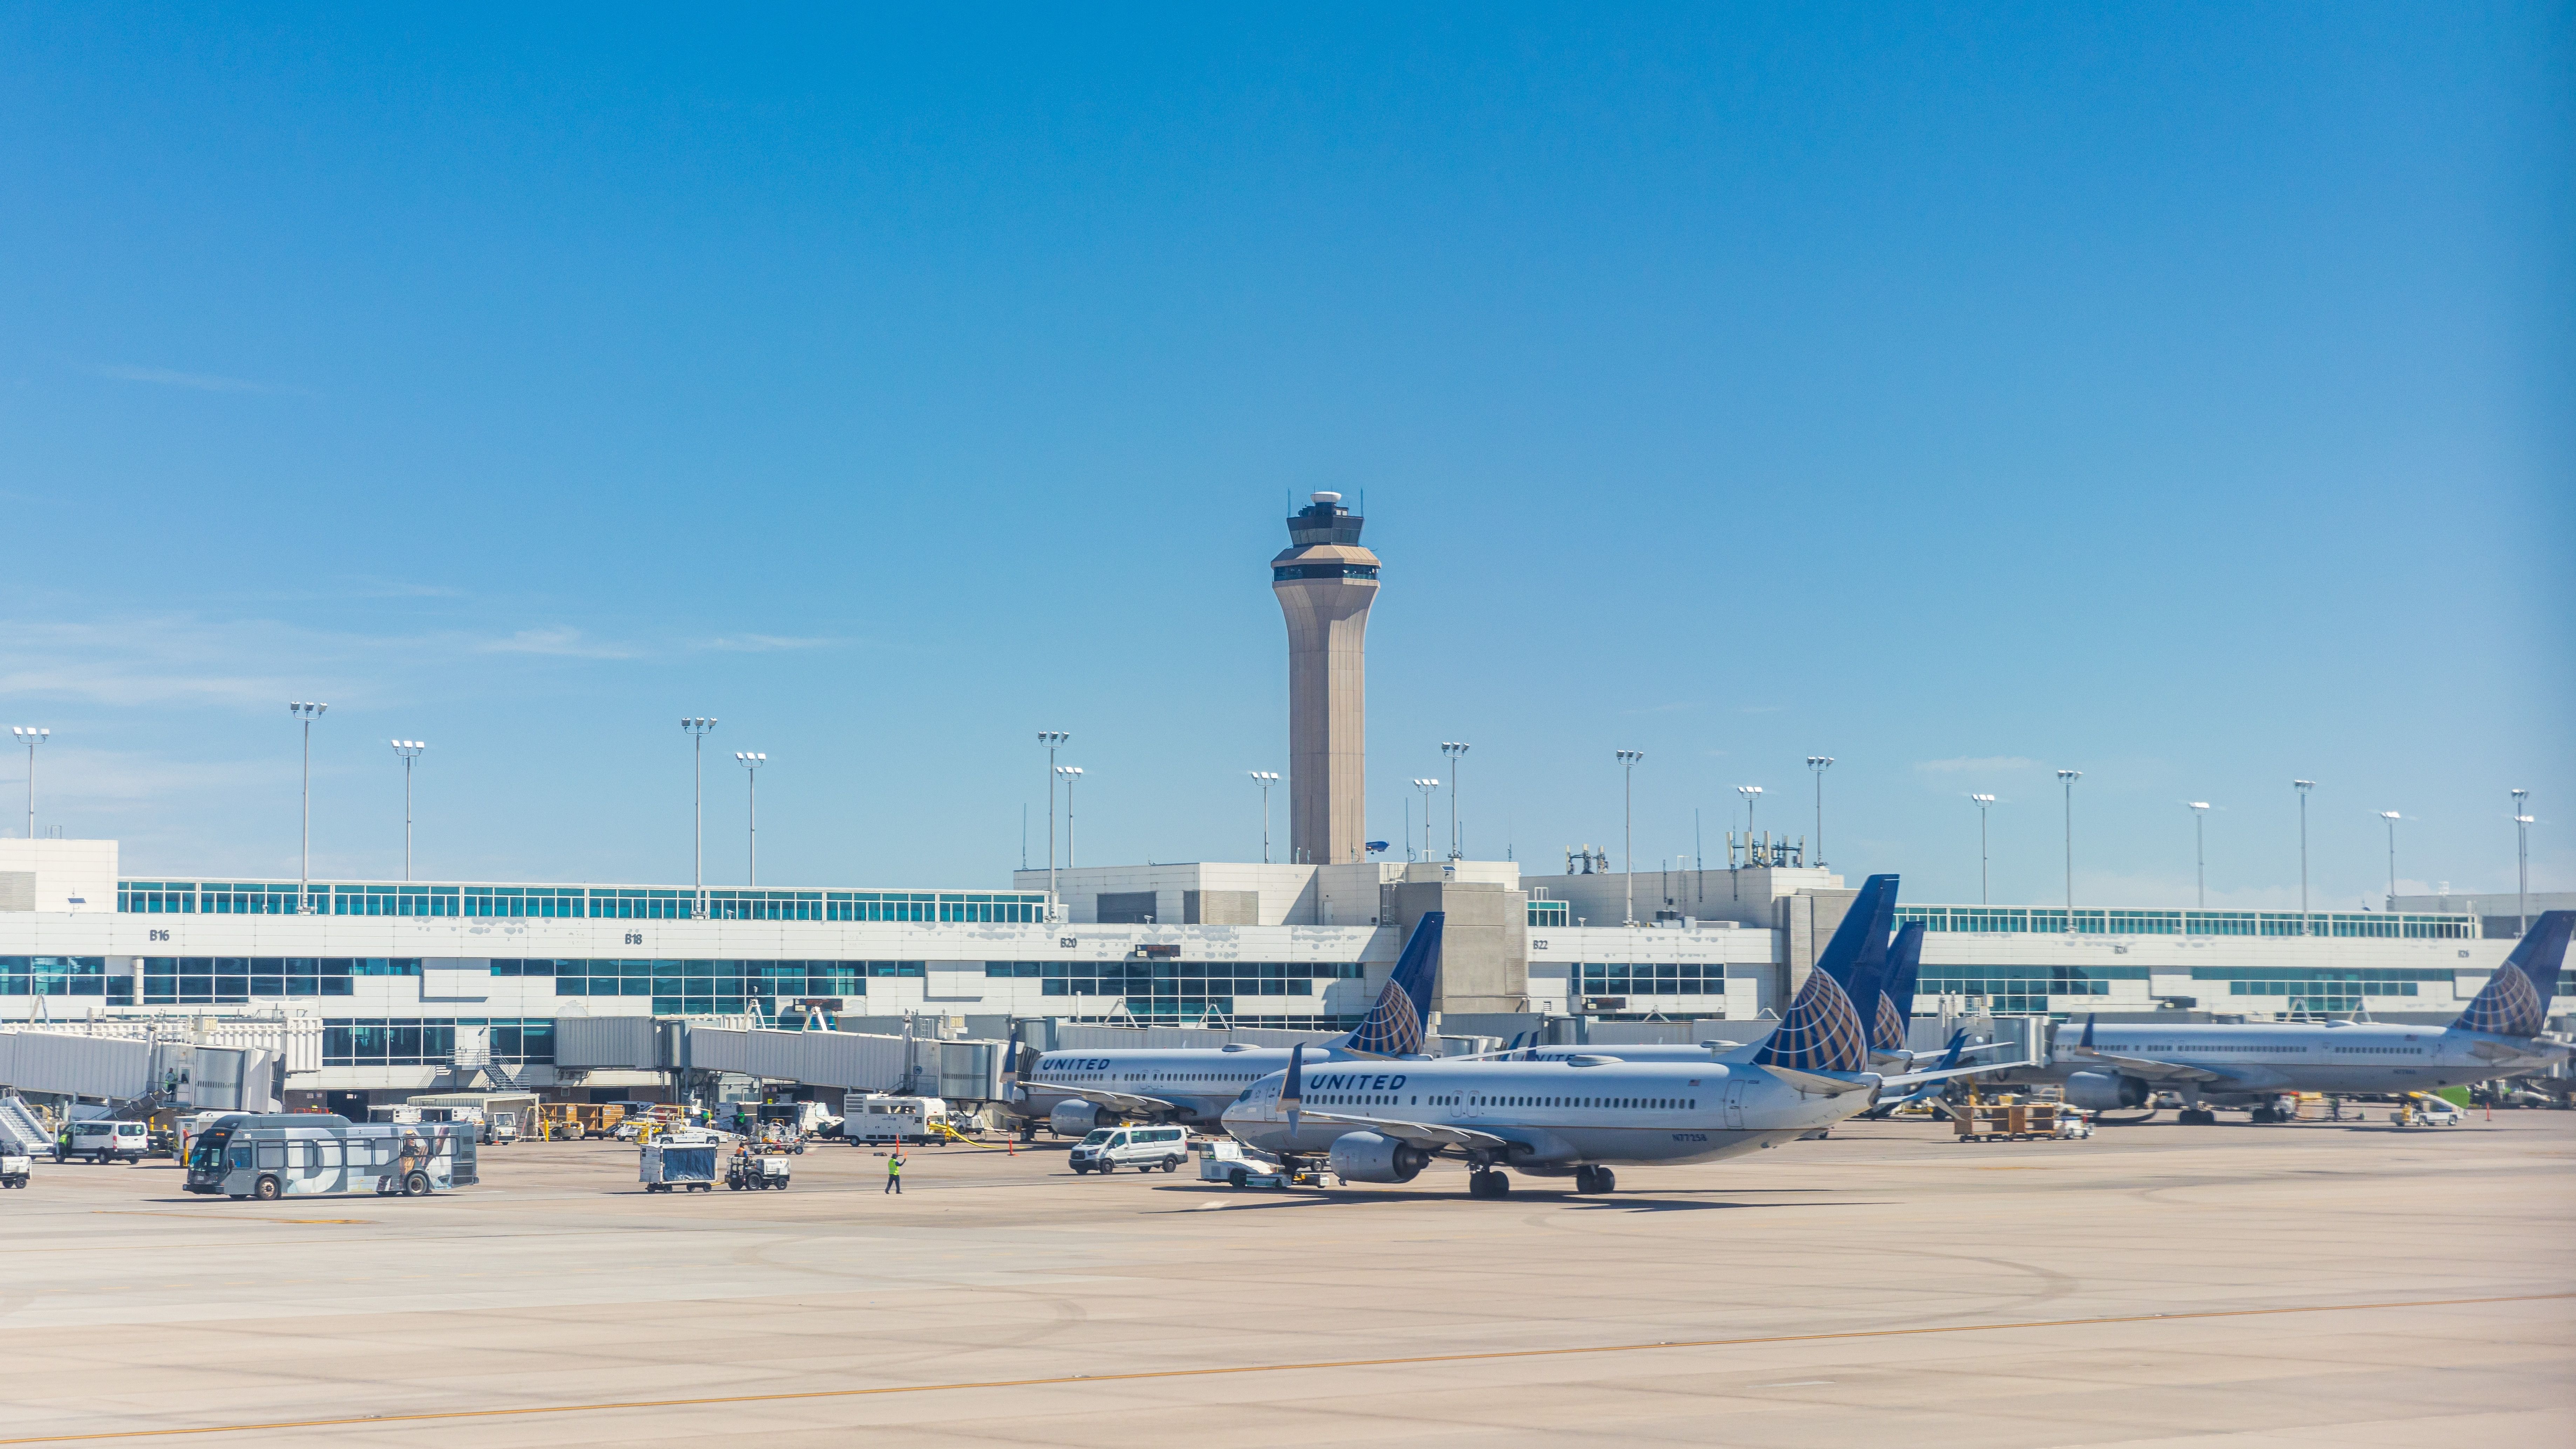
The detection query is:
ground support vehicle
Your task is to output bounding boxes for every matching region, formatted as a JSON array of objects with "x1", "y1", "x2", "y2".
[
  {"x1": 841, "y1": 1095, "x2": 949, "y2": 1146},
  {"x1": 2392, "y1": 1094, "x2": 2464, "y2": 1128},
  {"x1": 2, "y1": 1147, "x2": 30, "y2": 1188},
  {"x1": 1954, "y1": 1097, "x2": 2081, "y2": 1143},
  {"x1": 1068, "y1": 1124, "x2": 1190, "y2": 1175},
  {"x1": 725, "y1": 1152, "x2": 792, "y2": 1191},
  {"x1": 58, "y1": 1120, "x2": 152, "y2": 1164},
  {"x1": 185, "y1": 1115, "x2": 476, "y2": 1200},
  {"x1": 639, "y1": 1141, "x2": 718, "y2": 1193}
]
